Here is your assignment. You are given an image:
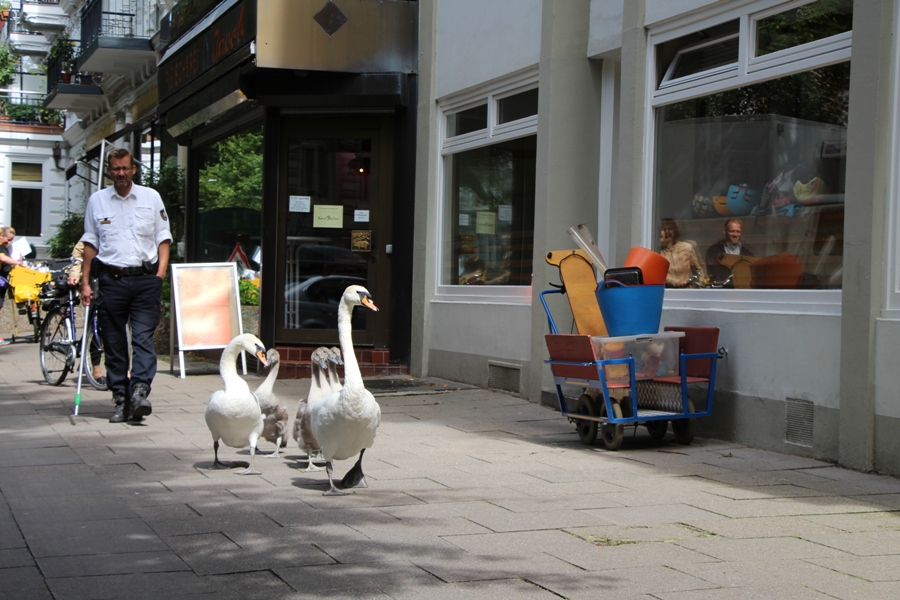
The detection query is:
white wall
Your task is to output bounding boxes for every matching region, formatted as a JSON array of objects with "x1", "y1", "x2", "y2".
[
  {"x1": 429, "y1": 302, "x2": 532, "y2": 361},
  {"x1": 645, "y1": 0, "x2": 724, "y2": 26},
  {"x1": 588, "y1": 0, "x2": 623, "y2": 58},
  {"x1": 0, "y1": 134, "x2": 66, "y2": 256},
  {"x1": 435, "y1": 0, "x2": 541, "y2": 98}
]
